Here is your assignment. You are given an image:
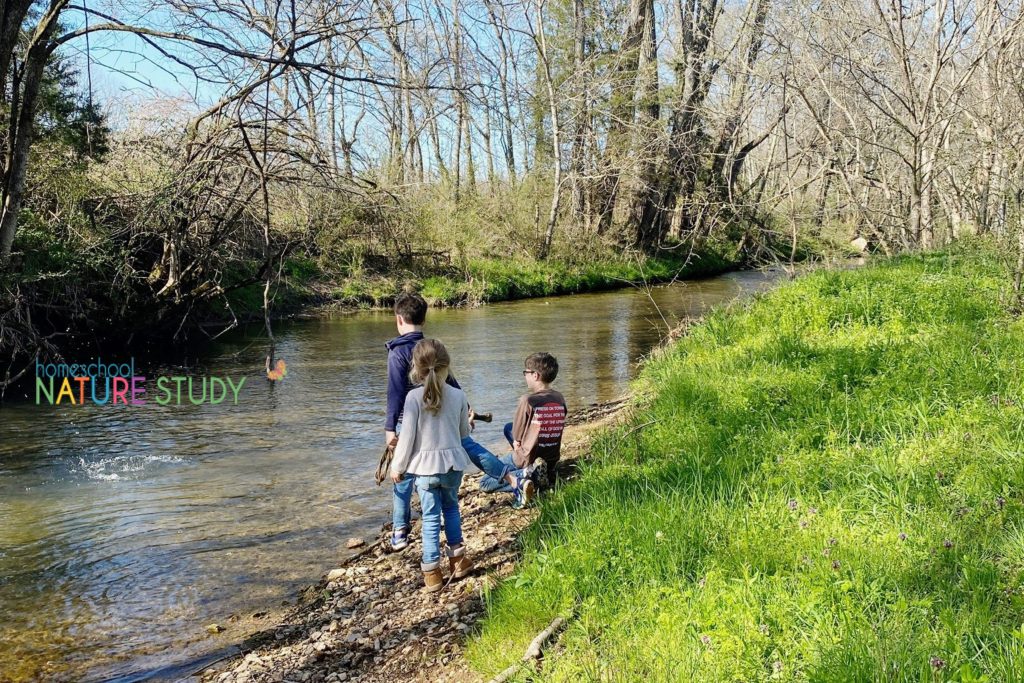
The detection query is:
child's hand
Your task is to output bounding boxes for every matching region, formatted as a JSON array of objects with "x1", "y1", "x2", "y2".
[{"x1": 390, "y1": 471, "x2": 403, "y2": 484}]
